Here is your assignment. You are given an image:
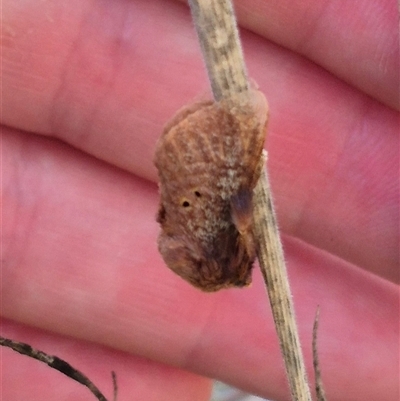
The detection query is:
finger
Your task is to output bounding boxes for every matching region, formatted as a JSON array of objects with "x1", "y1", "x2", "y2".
[
  {"x1": 227, "y1": 0, "x2": 399, "y2": 110},
  {"x1": 1, "y1": 319, "x2": 212, "y2": 401},
  {"x1": 2, "y1": 129, "x2": 399, "y2": 401},
  {"x1": 2, "y1": 0, "x2": 399, "y2": 280}
]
